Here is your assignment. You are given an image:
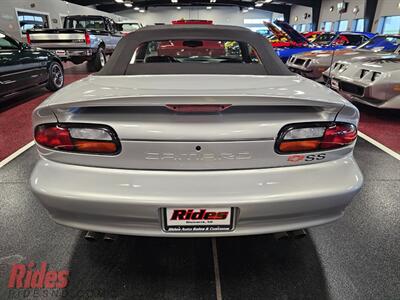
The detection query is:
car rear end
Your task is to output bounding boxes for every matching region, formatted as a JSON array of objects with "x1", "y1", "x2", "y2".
[
  {"x1": 27, "y1": 28, "x2": 94, "y2": 61},
  {"x1": 30, "y1": 25, "x2": 363, "y2": 237}
]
